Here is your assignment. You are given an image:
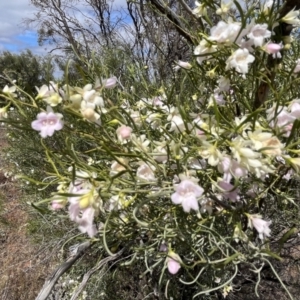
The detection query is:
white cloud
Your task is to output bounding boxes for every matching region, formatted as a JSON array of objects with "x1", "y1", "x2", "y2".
[
  {"x1": 0, "y1": 1, "x2": 35, "y2": 36},
  {"x1": 0, "y1": 0, "x2": 130, "y2": 56},
  {"x1": 0, "y1": 0, "x2": 45, "y2": 54}
]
